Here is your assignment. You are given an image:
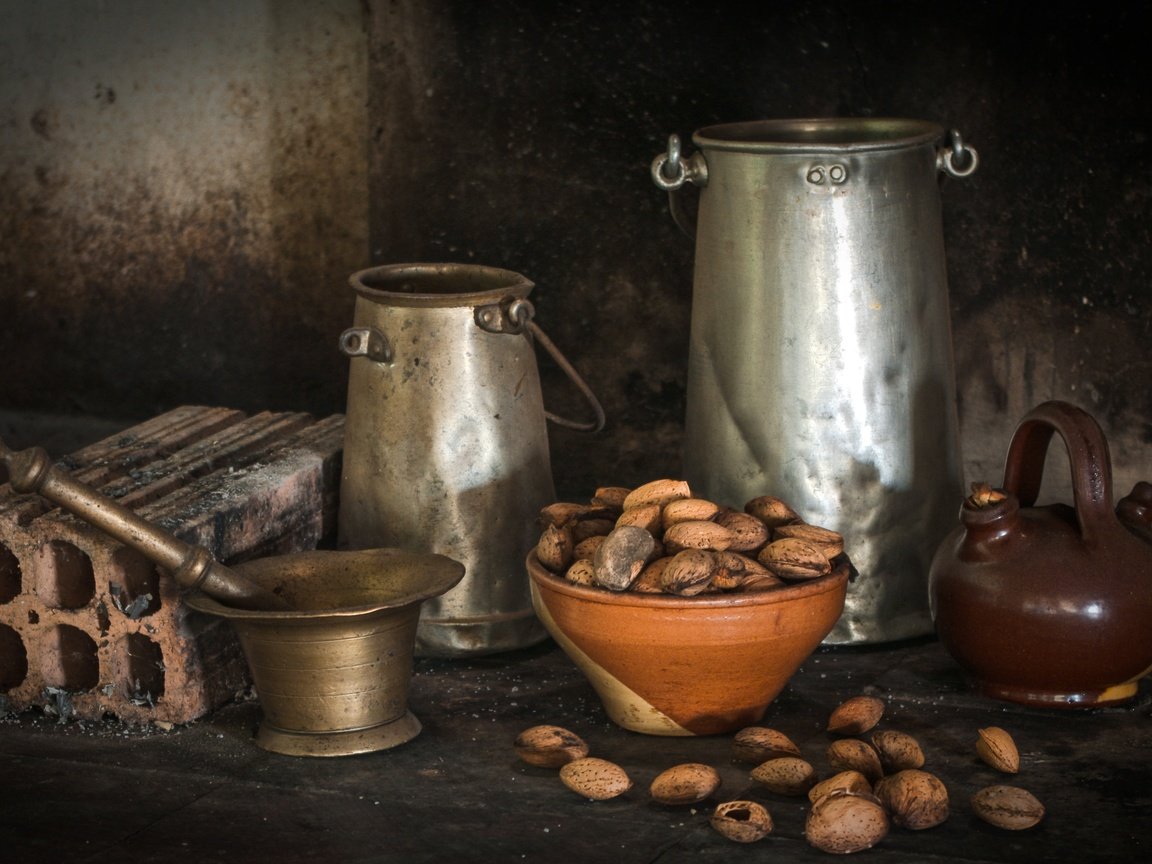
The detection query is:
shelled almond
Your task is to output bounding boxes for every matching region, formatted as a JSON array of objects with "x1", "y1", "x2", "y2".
[{"x1": 533, "y1": 479, "x2": 846, "y2": 597}]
